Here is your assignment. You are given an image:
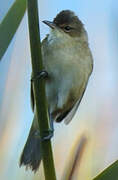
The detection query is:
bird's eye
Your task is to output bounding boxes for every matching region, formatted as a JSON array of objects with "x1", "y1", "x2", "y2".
[{"x1": 64, "y1": 26, "x2": 71, "y2": 32}]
